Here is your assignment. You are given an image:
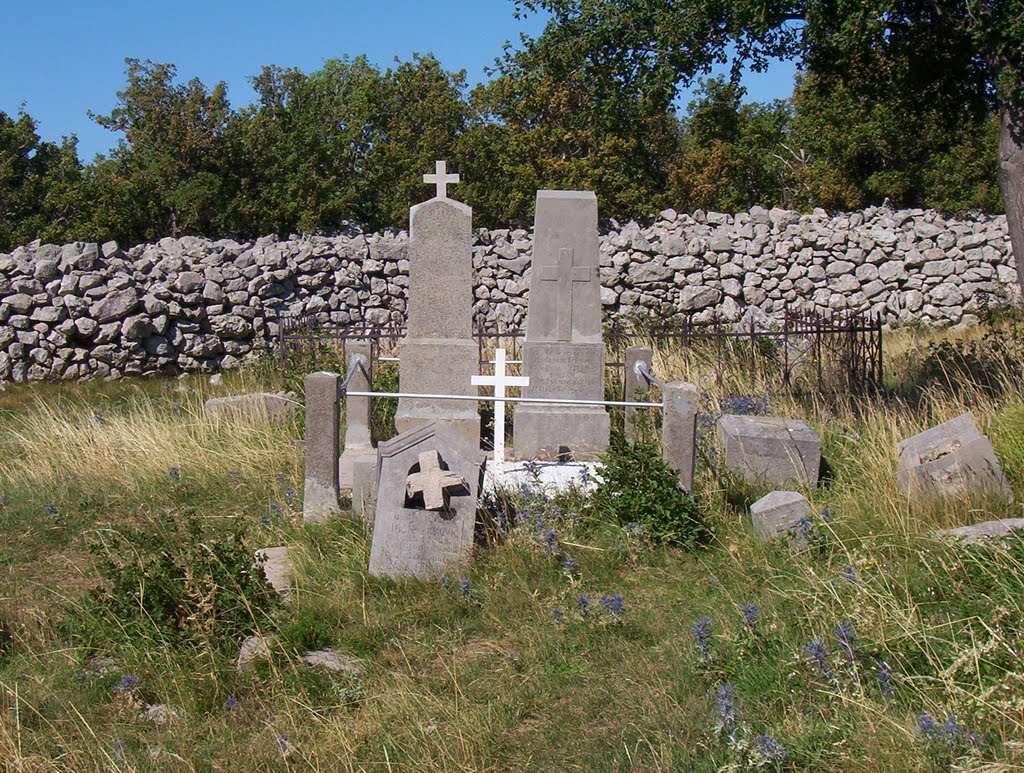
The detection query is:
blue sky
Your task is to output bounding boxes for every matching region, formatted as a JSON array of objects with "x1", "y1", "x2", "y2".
[{"x1": 2, "y1": 0, "x2": 798, "y2": 161}]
